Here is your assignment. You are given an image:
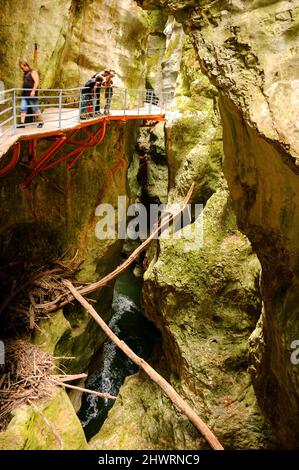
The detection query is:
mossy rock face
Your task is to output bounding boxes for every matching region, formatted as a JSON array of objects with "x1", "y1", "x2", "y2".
[
  {"x1": 132, "y1": 122, "x2": 169, "y2": 205},
  {"x1": 0, "y1": 119, "x2": 139, "y2": 354},
  {"x1": 90, "y1": 372, "x2": 203, "y2": 450},
  {"x1": 135, "y1": 180, "x2": 271, "y2": 448},
  {"x1": 92, "y1": 188, "x2": 272, "y2": 449},
  {"x1": 166, "y1": 113, "x2": 223, "y2": 203},
  {"x1": 0, "y1": 389, "x2": 88, "y2": 450},
  {"x1": 165, "y1": 38, "x2": 223, "y2": 203},
  {"x1": 93, "y1": 17, "x2": 272, "y2": 449},
  {"x1": 221, "y1": 95, "x2": 299, "y2": 447},
  {"x1": 0, "y1": 121, "x2": 138, "y2": 271},
  {"x1": 0, "y1": 122, "x2": 139, "y2": 443}
]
